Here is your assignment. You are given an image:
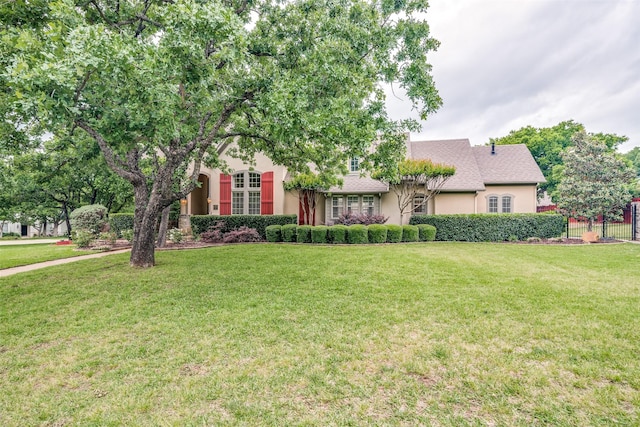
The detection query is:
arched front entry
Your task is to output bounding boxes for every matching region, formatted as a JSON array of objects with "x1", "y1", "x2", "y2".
[{"x1": 191, "y1": 174, "x2": 210, "y2": 215}]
